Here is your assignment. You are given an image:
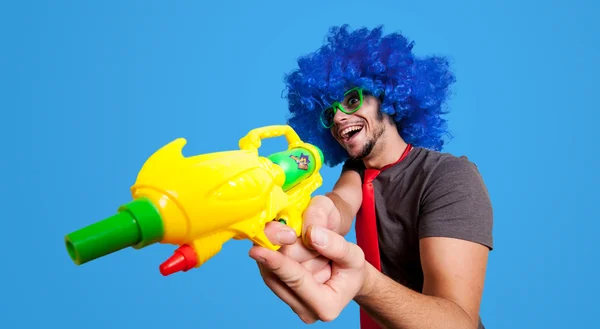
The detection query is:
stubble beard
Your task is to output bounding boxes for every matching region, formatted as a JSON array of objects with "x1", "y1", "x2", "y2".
[{"x1": 349, "y1": 119, "x2": 386, "y2": 161}]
